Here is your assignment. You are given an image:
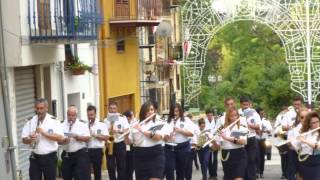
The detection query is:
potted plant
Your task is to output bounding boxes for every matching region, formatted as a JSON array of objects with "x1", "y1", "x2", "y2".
[{"x1": 66, "y1": 56, "x2": 92, "y2": 75}]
